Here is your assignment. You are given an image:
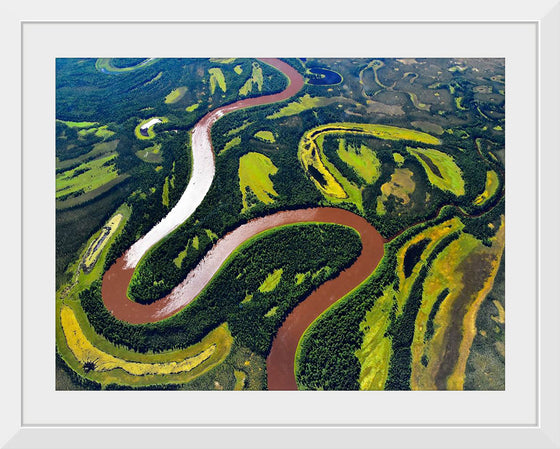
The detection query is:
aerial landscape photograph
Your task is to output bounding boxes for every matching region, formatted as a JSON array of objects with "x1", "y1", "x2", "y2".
[{"x1": 55, "y1": 57, "x2": 505, "y2": 391}]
